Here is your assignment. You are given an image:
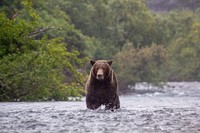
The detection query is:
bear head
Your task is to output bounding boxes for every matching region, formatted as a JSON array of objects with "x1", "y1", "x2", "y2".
[{"x1": 90, "y1": 60, "x2": 113, "y2": 81}]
